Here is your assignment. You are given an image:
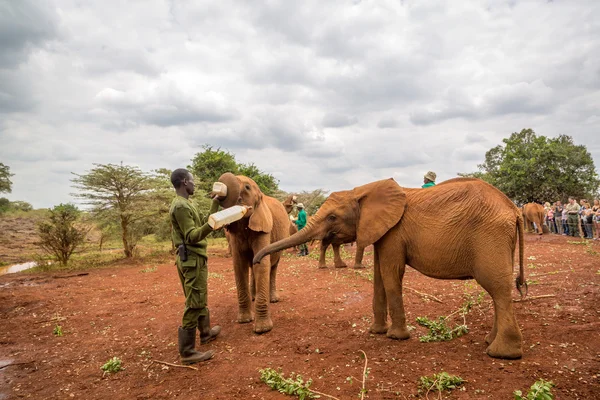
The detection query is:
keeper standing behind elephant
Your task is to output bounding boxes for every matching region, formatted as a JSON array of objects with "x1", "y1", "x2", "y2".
[
  {"x1": 422, "y1": 171, "x2": 436, "y2": 188},
  {"x1": 566, "y1": 197, "x2": 581, "y2": 237},
  {"x1": 169, "y1": 168, "x2": 222, "y2": 365},
  {"x1": 295, "y1": 203, "x2": 309, "y2": 256}
]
